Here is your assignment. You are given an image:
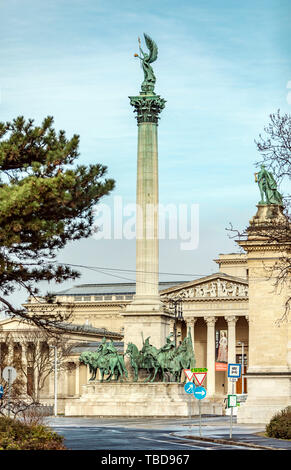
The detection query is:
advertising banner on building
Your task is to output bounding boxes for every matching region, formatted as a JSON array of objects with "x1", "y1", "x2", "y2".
[{"x1": 215, "y1": 329, "x2": 228, "y2": 371}]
